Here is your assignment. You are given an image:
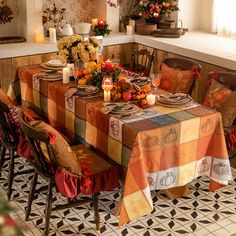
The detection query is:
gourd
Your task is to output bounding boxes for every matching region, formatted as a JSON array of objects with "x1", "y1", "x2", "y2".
[
  {"x1": 197, "y1": 159, "x2": 209, "y2": 173},
  {"x1": 160, "y1": 172, "x2": 176, "y2": 186}
]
